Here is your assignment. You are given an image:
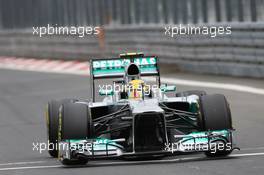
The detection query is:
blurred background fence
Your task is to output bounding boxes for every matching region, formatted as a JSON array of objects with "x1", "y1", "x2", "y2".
[{"x1": 0, "y1": 0, "x2": 264, "y2": 77}]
